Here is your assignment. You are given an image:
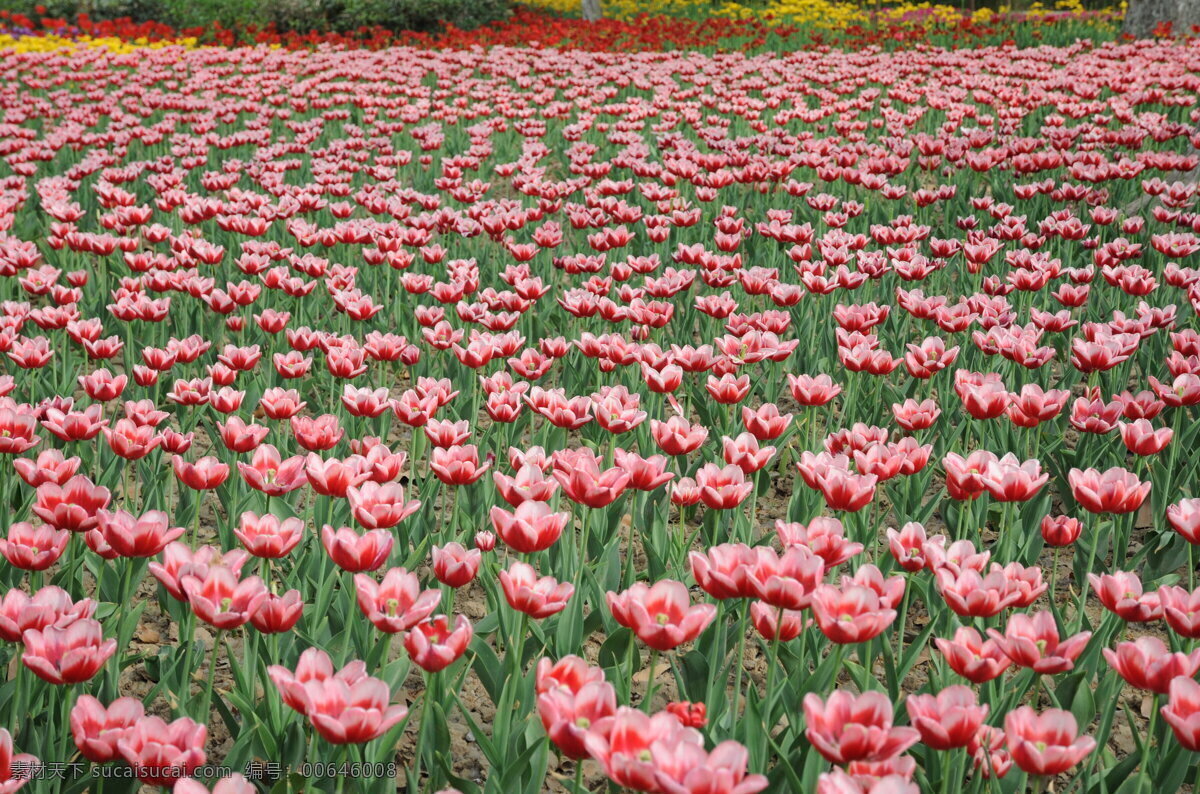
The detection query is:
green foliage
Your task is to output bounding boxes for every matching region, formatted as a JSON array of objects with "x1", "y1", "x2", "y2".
[
  {"x1": 0, "y1": 0, "x2": 511, "y2": 33},
  {"x1": 321, "y1": 0, "x2": 510, "y2": 32}
]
